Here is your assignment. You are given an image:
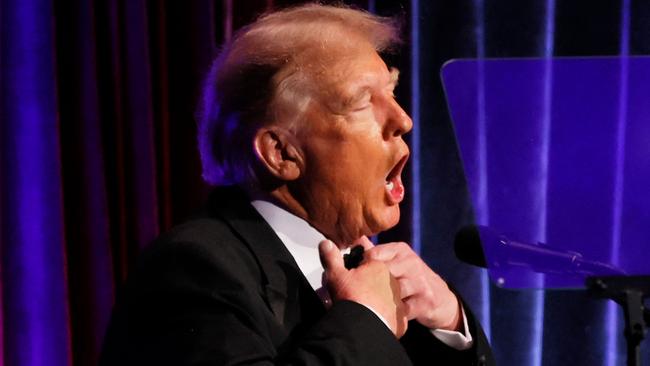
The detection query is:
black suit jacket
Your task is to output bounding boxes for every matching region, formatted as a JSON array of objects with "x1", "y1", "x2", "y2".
[{"x1": 100, "y1": 186, "x2": 494, "y2": 365}]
